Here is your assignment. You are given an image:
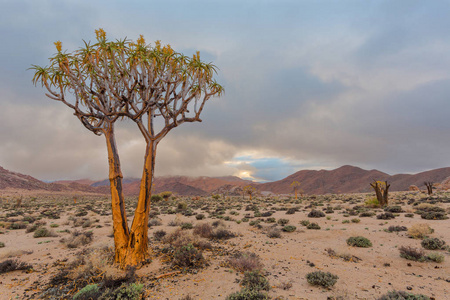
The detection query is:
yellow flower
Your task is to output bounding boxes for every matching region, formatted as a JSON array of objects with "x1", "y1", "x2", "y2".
[
  {"x1": 54, "y1": 41, "x2": 62, "y2": 52},
  {"x1": 95, "y1": 28, "x2": 106, "y2": 40},
  {"x1": 137, "y1": 34, "x2": 145, "y2": 46}
]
